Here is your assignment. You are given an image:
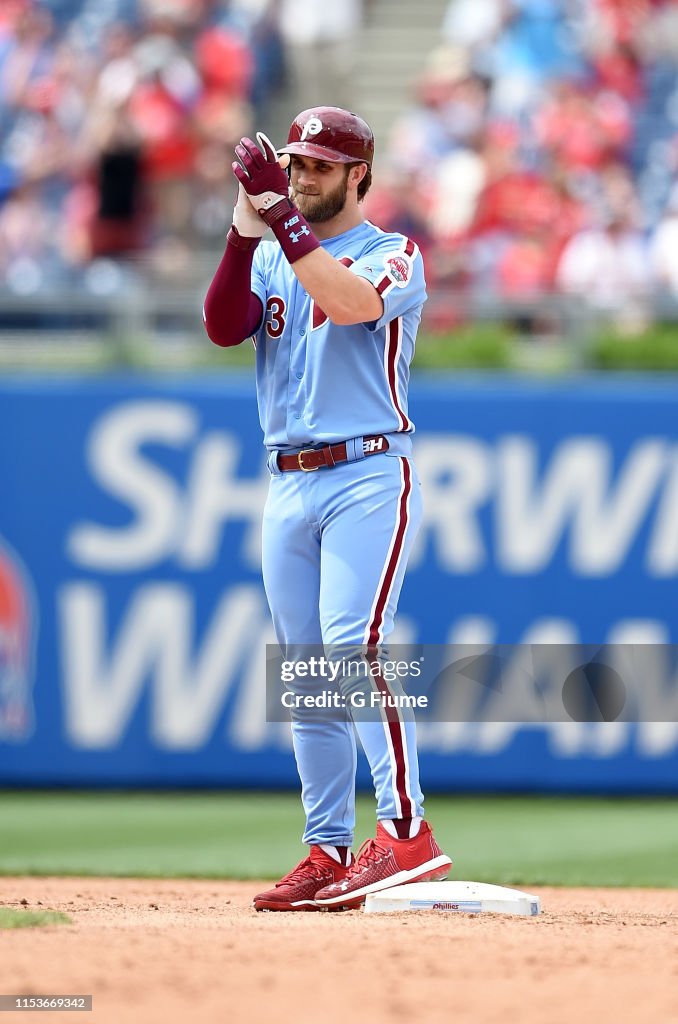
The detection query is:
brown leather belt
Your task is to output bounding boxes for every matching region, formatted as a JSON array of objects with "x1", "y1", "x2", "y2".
[{"x1": 277, "y1": 434, "x2": 390, "y2": 472}]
